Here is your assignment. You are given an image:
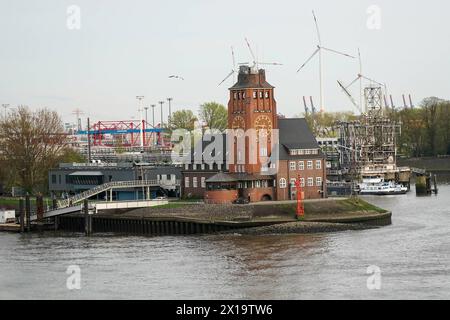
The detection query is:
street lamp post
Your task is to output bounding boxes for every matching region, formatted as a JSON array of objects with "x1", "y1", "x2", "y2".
[
  {"x1": 136, "y1": 96, "x2": 145, "y2": 150},
  {"x1": 167, "y1": 97, "x2": 173, "y2": 127},
  {"x1": 151, "y1": 104, "x2": 156, "y2": 146},
  {"x1": 159, "y1": 101, "x2": 165, "y2": 128}
]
